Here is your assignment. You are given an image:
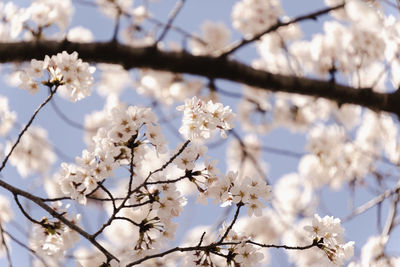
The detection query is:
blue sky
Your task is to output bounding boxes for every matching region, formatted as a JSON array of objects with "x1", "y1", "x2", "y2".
[{"x1": 1, "y1": 0, "x2": 399, "y2": 266}]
